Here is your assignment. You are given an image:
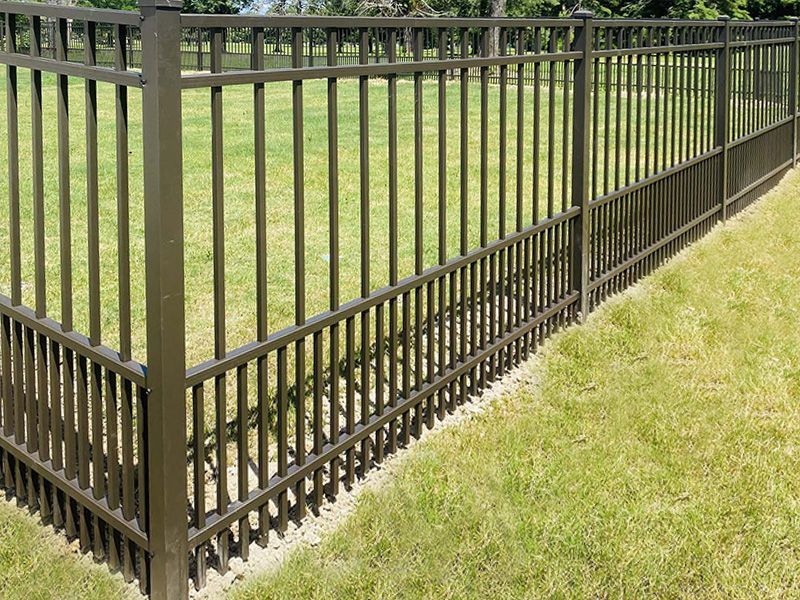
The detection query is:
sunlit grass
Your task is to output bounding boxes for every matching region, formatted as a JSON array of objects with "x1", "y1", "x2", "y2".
[
  {"x1": 0, "y1": 499, "x2": 134, "y2": 600},
  {"x1": 0, "y1": 69, "x2": 707, "y2": 368},
  {"x1": 231, "y1": 168, "x2": 800, "y2": 599},
  {"x1": 0, "y1": 130, "x2": 793, "y2": 600}
]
